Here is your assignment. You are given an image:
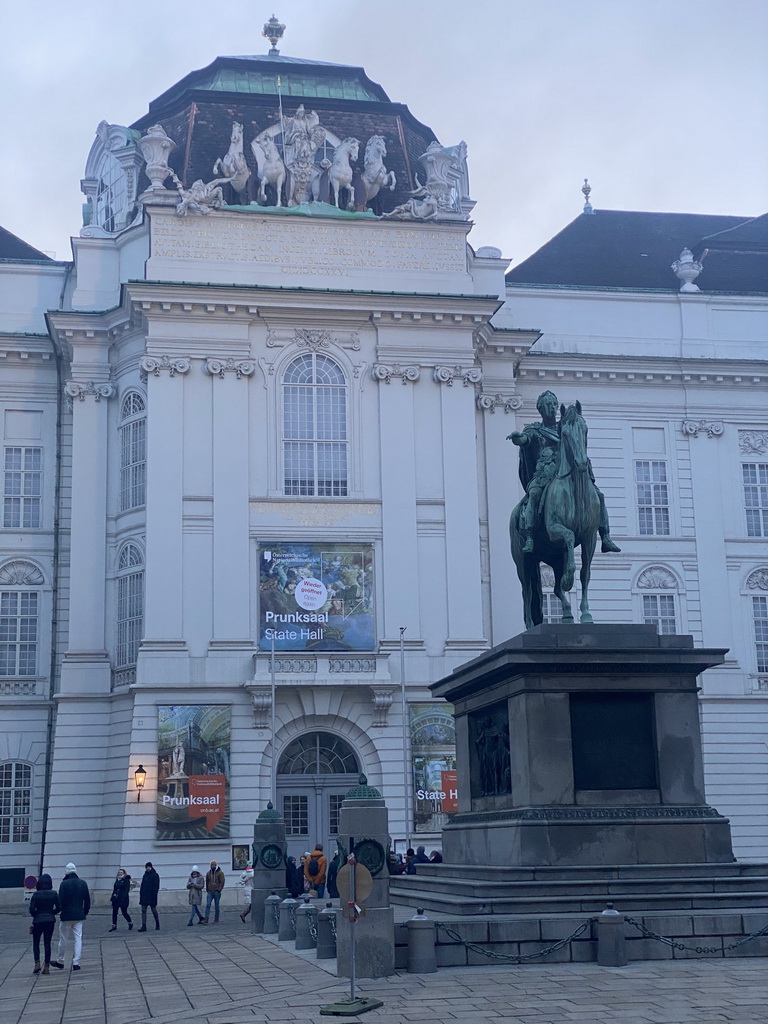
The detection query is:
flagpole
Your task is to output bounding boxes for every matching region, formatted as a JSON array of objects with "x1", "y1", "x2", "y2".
[{"x1": 399, "y1": 626, "x2": 411, "y2": 852}]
